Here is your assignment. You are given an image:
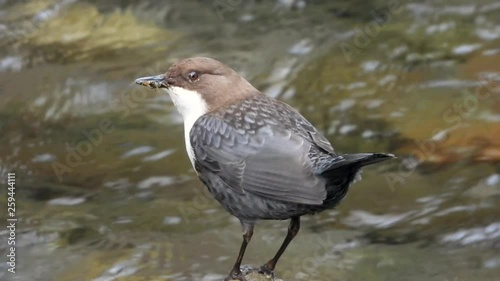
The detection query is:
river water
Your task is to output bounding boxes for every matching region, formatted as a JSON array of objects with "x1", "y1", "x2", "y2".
[{"x1": 0, "y1": 0, "x2": 499, "y2": 280}]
